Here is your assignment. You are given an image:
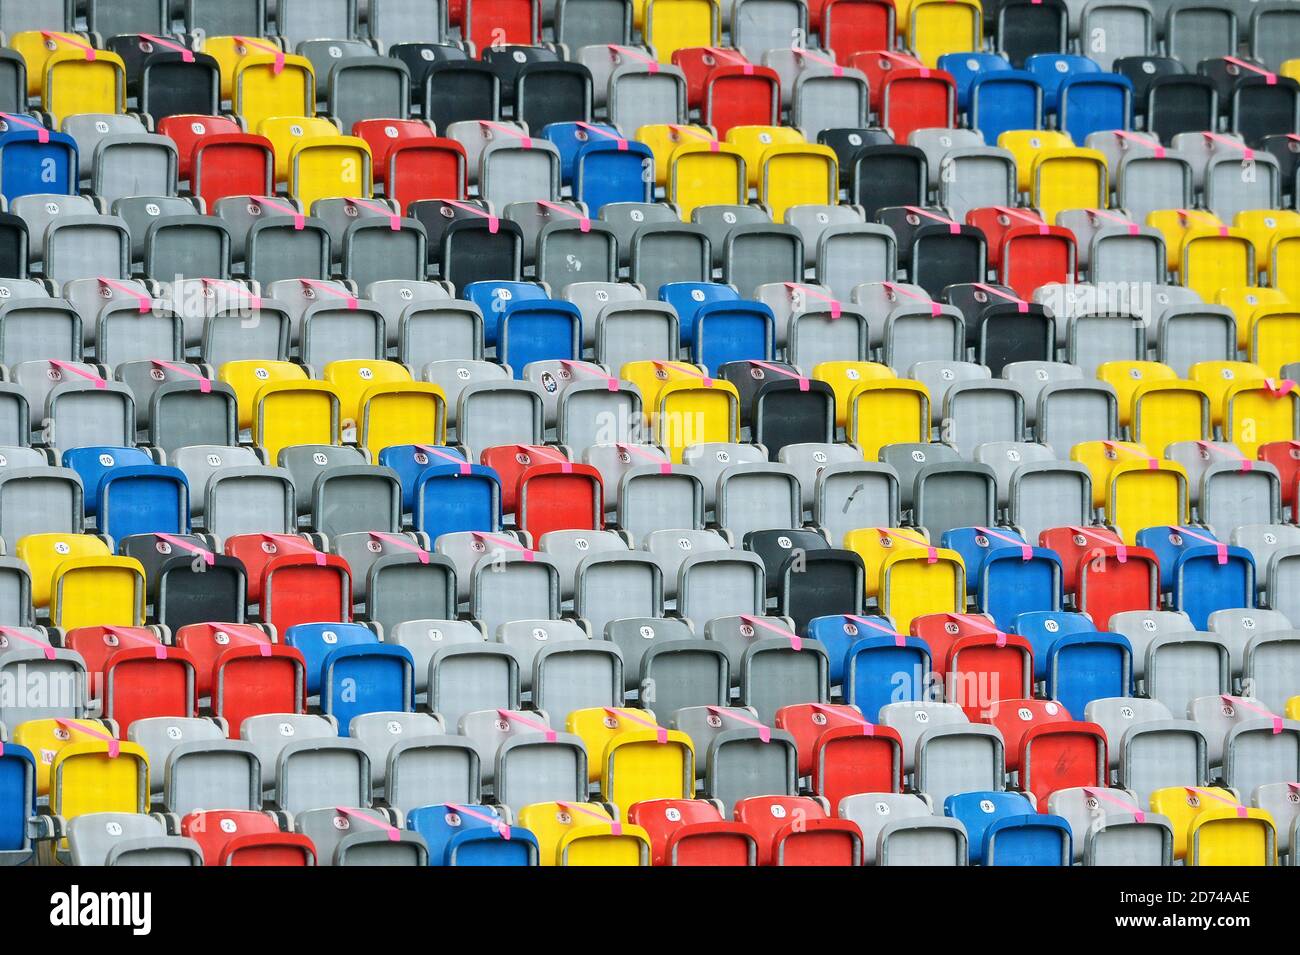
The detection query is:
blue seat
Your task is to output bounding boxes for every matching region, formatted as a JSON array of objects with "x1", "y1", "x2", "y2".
[
  {"x1": 0, "y1": 126, "x2": 77, "y2": 202},
  {"x1": 574, "y1": 139, "x2": 655, "y2": 213},
  {"x1": 945, "y1": 790, "x2": 1071, "y2": 865},
  {"x1": 658, "y1": 281, "x2": 741, "y2": 346},
  {"x1": 542, "y1": 121, "x2": 622, "y2": 183},
  {"x1": 413, "y1": 464, "x2": 502, "y2": 541},
  {"x1": 1010, "y1": 609, "x2": 1097, "y2": 680},
  {"x1": 378, "y1": 444, "x2": 469, "y2": 513},
  {"x1": 1044, "y1": 630, "x2": 1132, "y2": 719},
  {"x1": 62, "y1": 446, "x2": 155, "y2": 516},
  {"x1": 320, "y1": 643, "x2": 415, "y2": 732},
  {"x1": 938, "y1": 52, "x2": 1013, "y2": 113},
  {"x1": 807, "y1": 614, "x2": 932, "y2": 721},
  {"x1": 463, "y1": 280, "x2": 549, "y2": 347},
  {"x1": 1025, "y1": 53, "x2": 1102, "y2": 113},
  {"x1": 407, "y1": 803, "x2": 540, "y2": 865},
  {"x1": 0, "y1": 741, "x2": 36, "y2": 864},
  {"x1": 692, "y1": 300, "x2": 774, "y2": 375},
  {"x1": 969, "y1": 71, "x2": 1044, "y2": 146},
  {"x1": 1134, "y1": 529, "x2": 1255, "y2": 628},
  {"x1": 284, "y1": 621, "x2": 381, "y2": 696},
  {"x1": 941, "y1": 528, "x2": 1062, "y2": 630},
  {"x1": 498, "y1": 300, "x2": 582, "y2": 377},
  {"x1": 1057, "y1": 74, "x2": 1133, "y2": 145},
  {"x1": 98, "y1": 465, "x2": 191, "y2": 543}
]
